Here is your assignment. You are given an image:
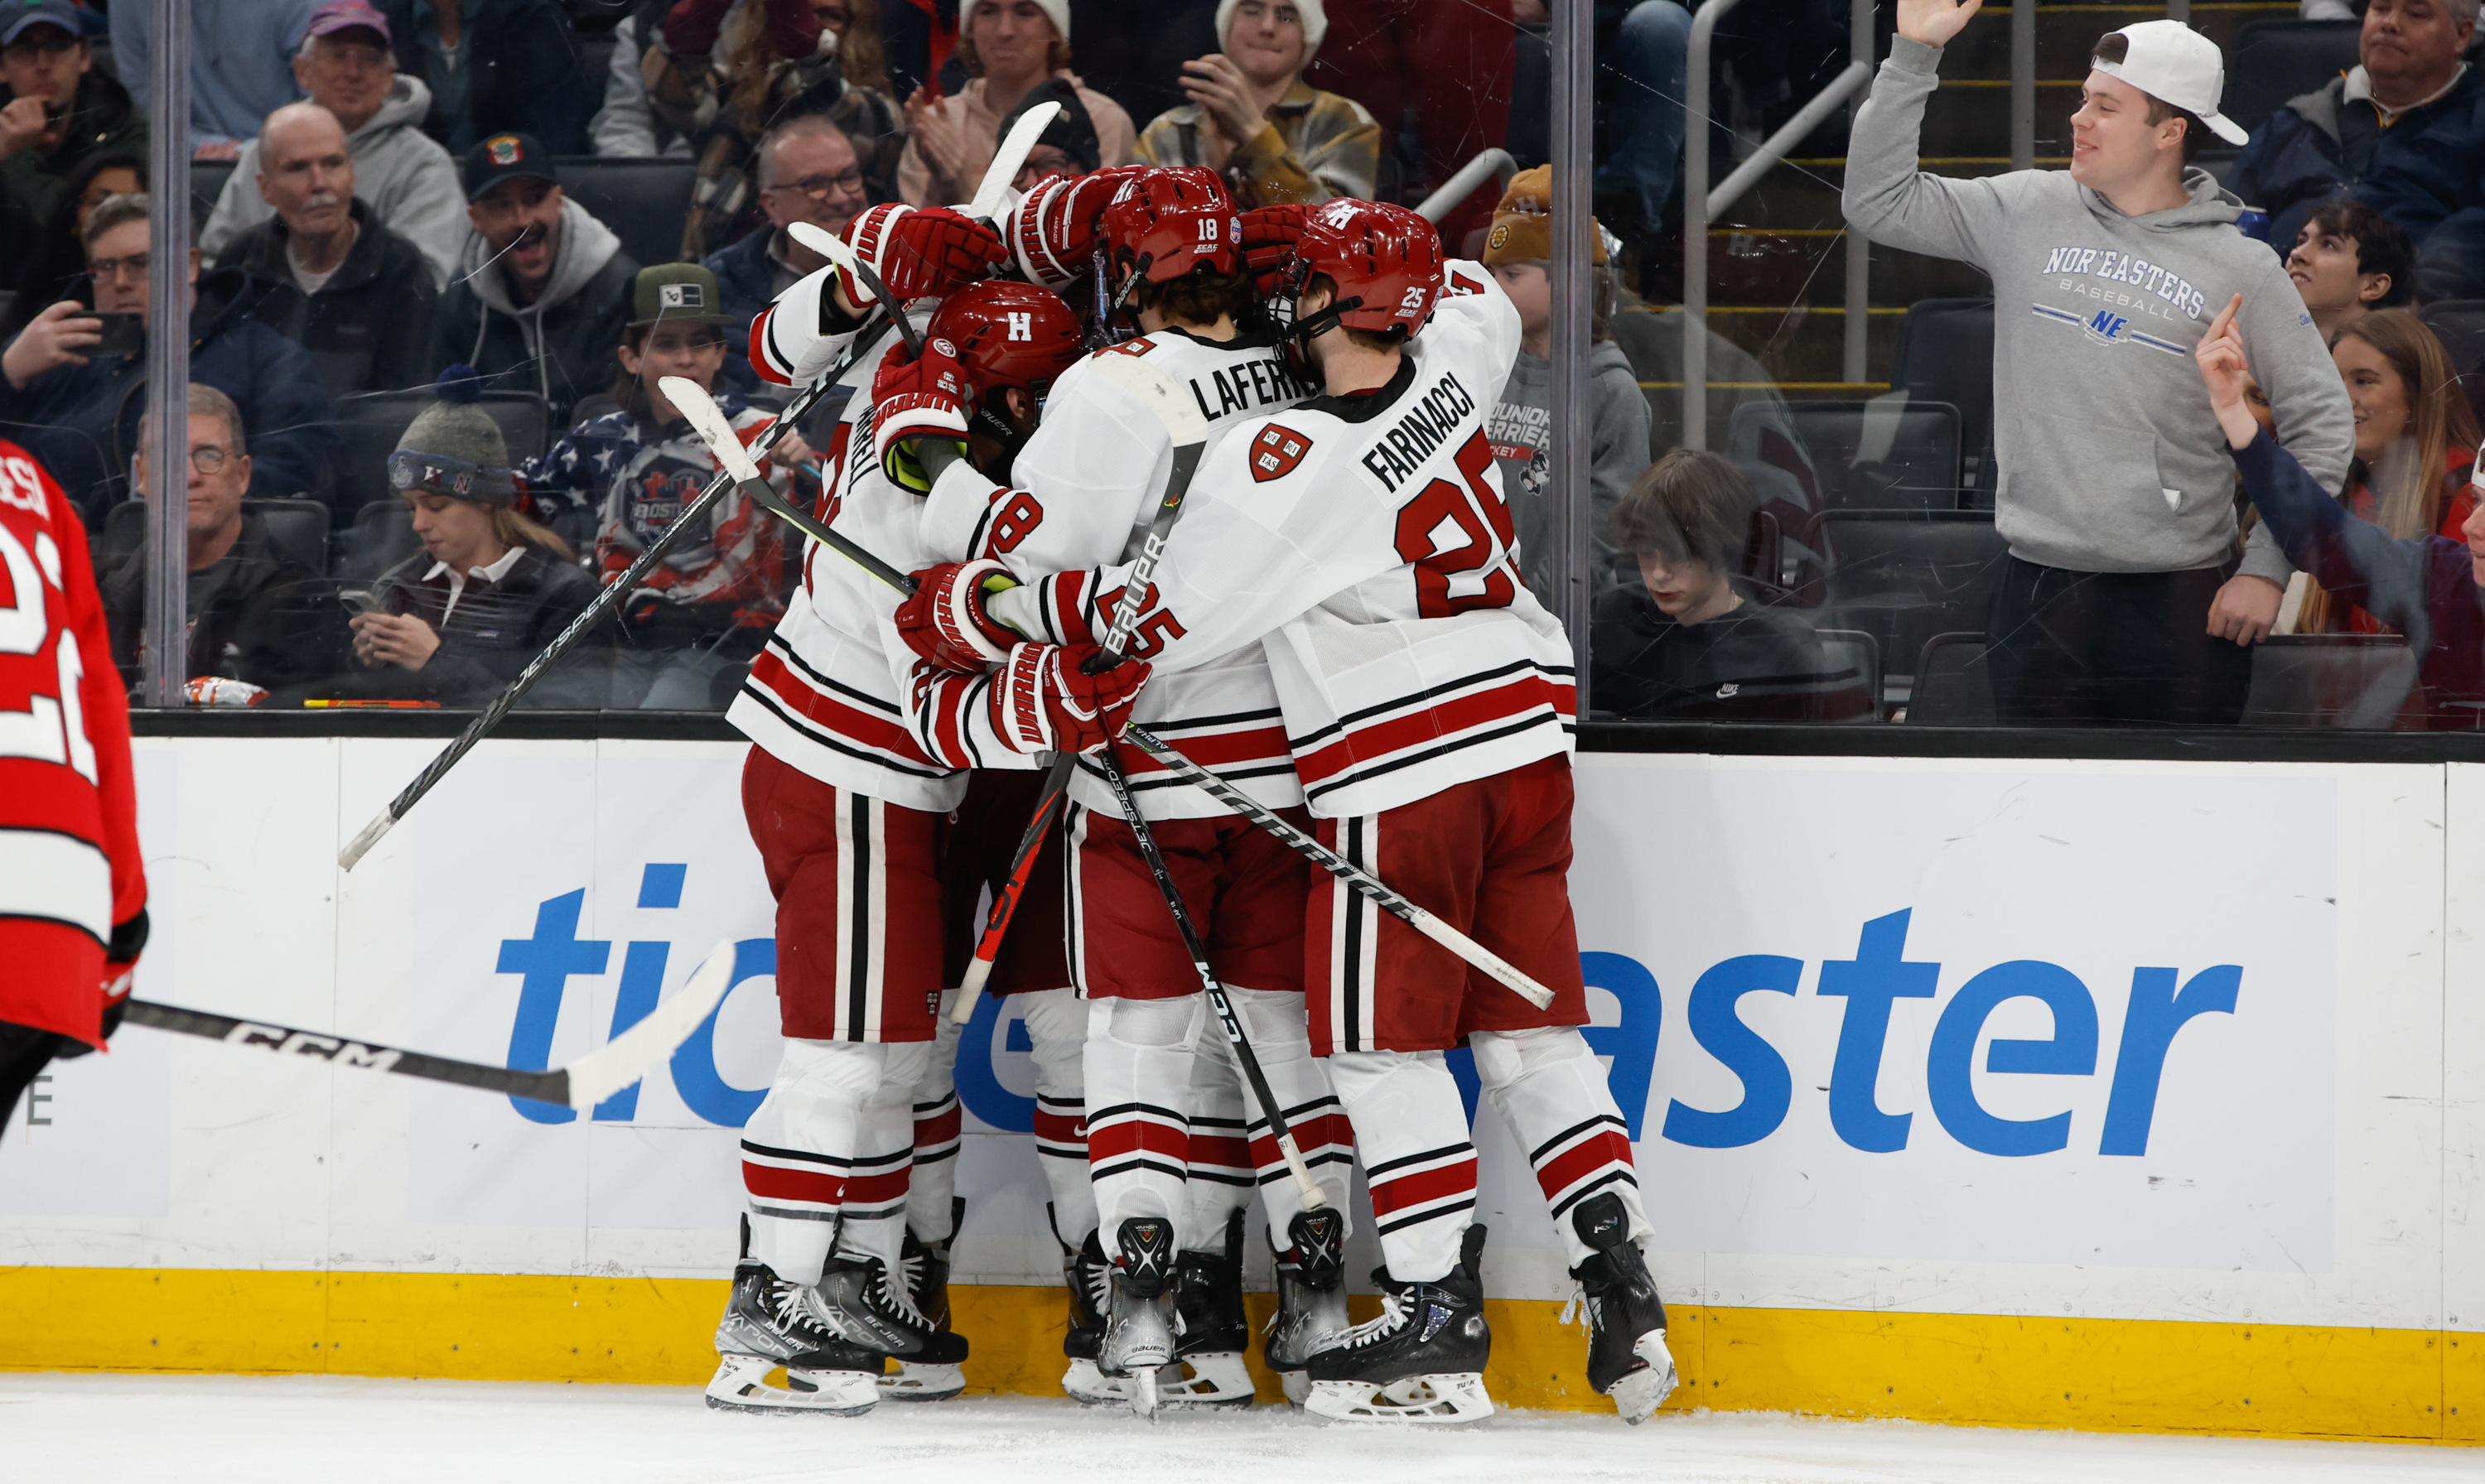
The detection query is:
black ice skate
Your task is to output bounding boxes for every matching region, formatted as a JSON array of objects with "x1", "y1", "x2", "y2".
[
  {"x1": 879, "y1": 1200, "x2": 970, "y2": 1403},
  {"x1": 1304, "y1": 1224, "x2": 1493, "y2": 1425},
  {"x1": 1058, "y1": 1220, "x2": 1123, "y2": 1406},
  {"x1": 706, "y1": 1259, "x2": 884, "y2": 1415},
  {"x1": 1566, "y1": 1191, "x2": 1678, "y2": 1424},
  {"x1": 1100, "y1": 1216, "x2": 1182, "y2": 1418},
  {"x1": 1161, "y1": 1211, "x2": 1252, "y2": 1409},
  {"x1": 814, "y1": 1245, "x2": 963, "y2": 1370},
  {"x1": 1265, "y1": 1207, "x2": 1351, "y2": 1404}
]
